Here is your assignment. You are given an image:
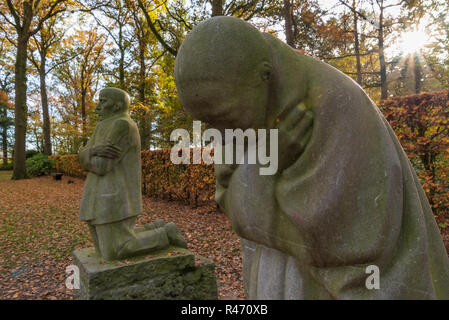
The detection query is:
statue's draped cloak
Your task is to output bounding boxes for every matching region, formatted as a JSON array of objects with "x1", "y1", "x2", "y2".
[
  {"x1": 216, "y1": 60, "x2": 449, "y2": 299},
  {"x1": 79, "y1": 114, "x2": 142, "y2": 225}
]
